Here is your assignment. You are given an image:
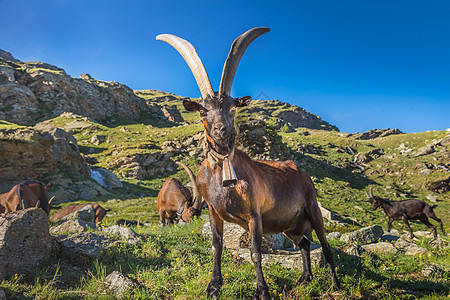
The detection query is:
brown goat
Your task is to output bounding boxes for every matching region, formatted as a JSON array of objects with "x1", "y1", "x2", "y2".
[
  {"x1": 0, "y1": 181, "x2": 56, "y2": 215},
  {"x1": 157, "y1": 27, "x2": 339, "y2": 299},
  {"x1": 51, "y1": 203, "x2": 109, "y2": 223},
  {"x1": 157, "y1": 162, "x2": 202, "y2": 226}
]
